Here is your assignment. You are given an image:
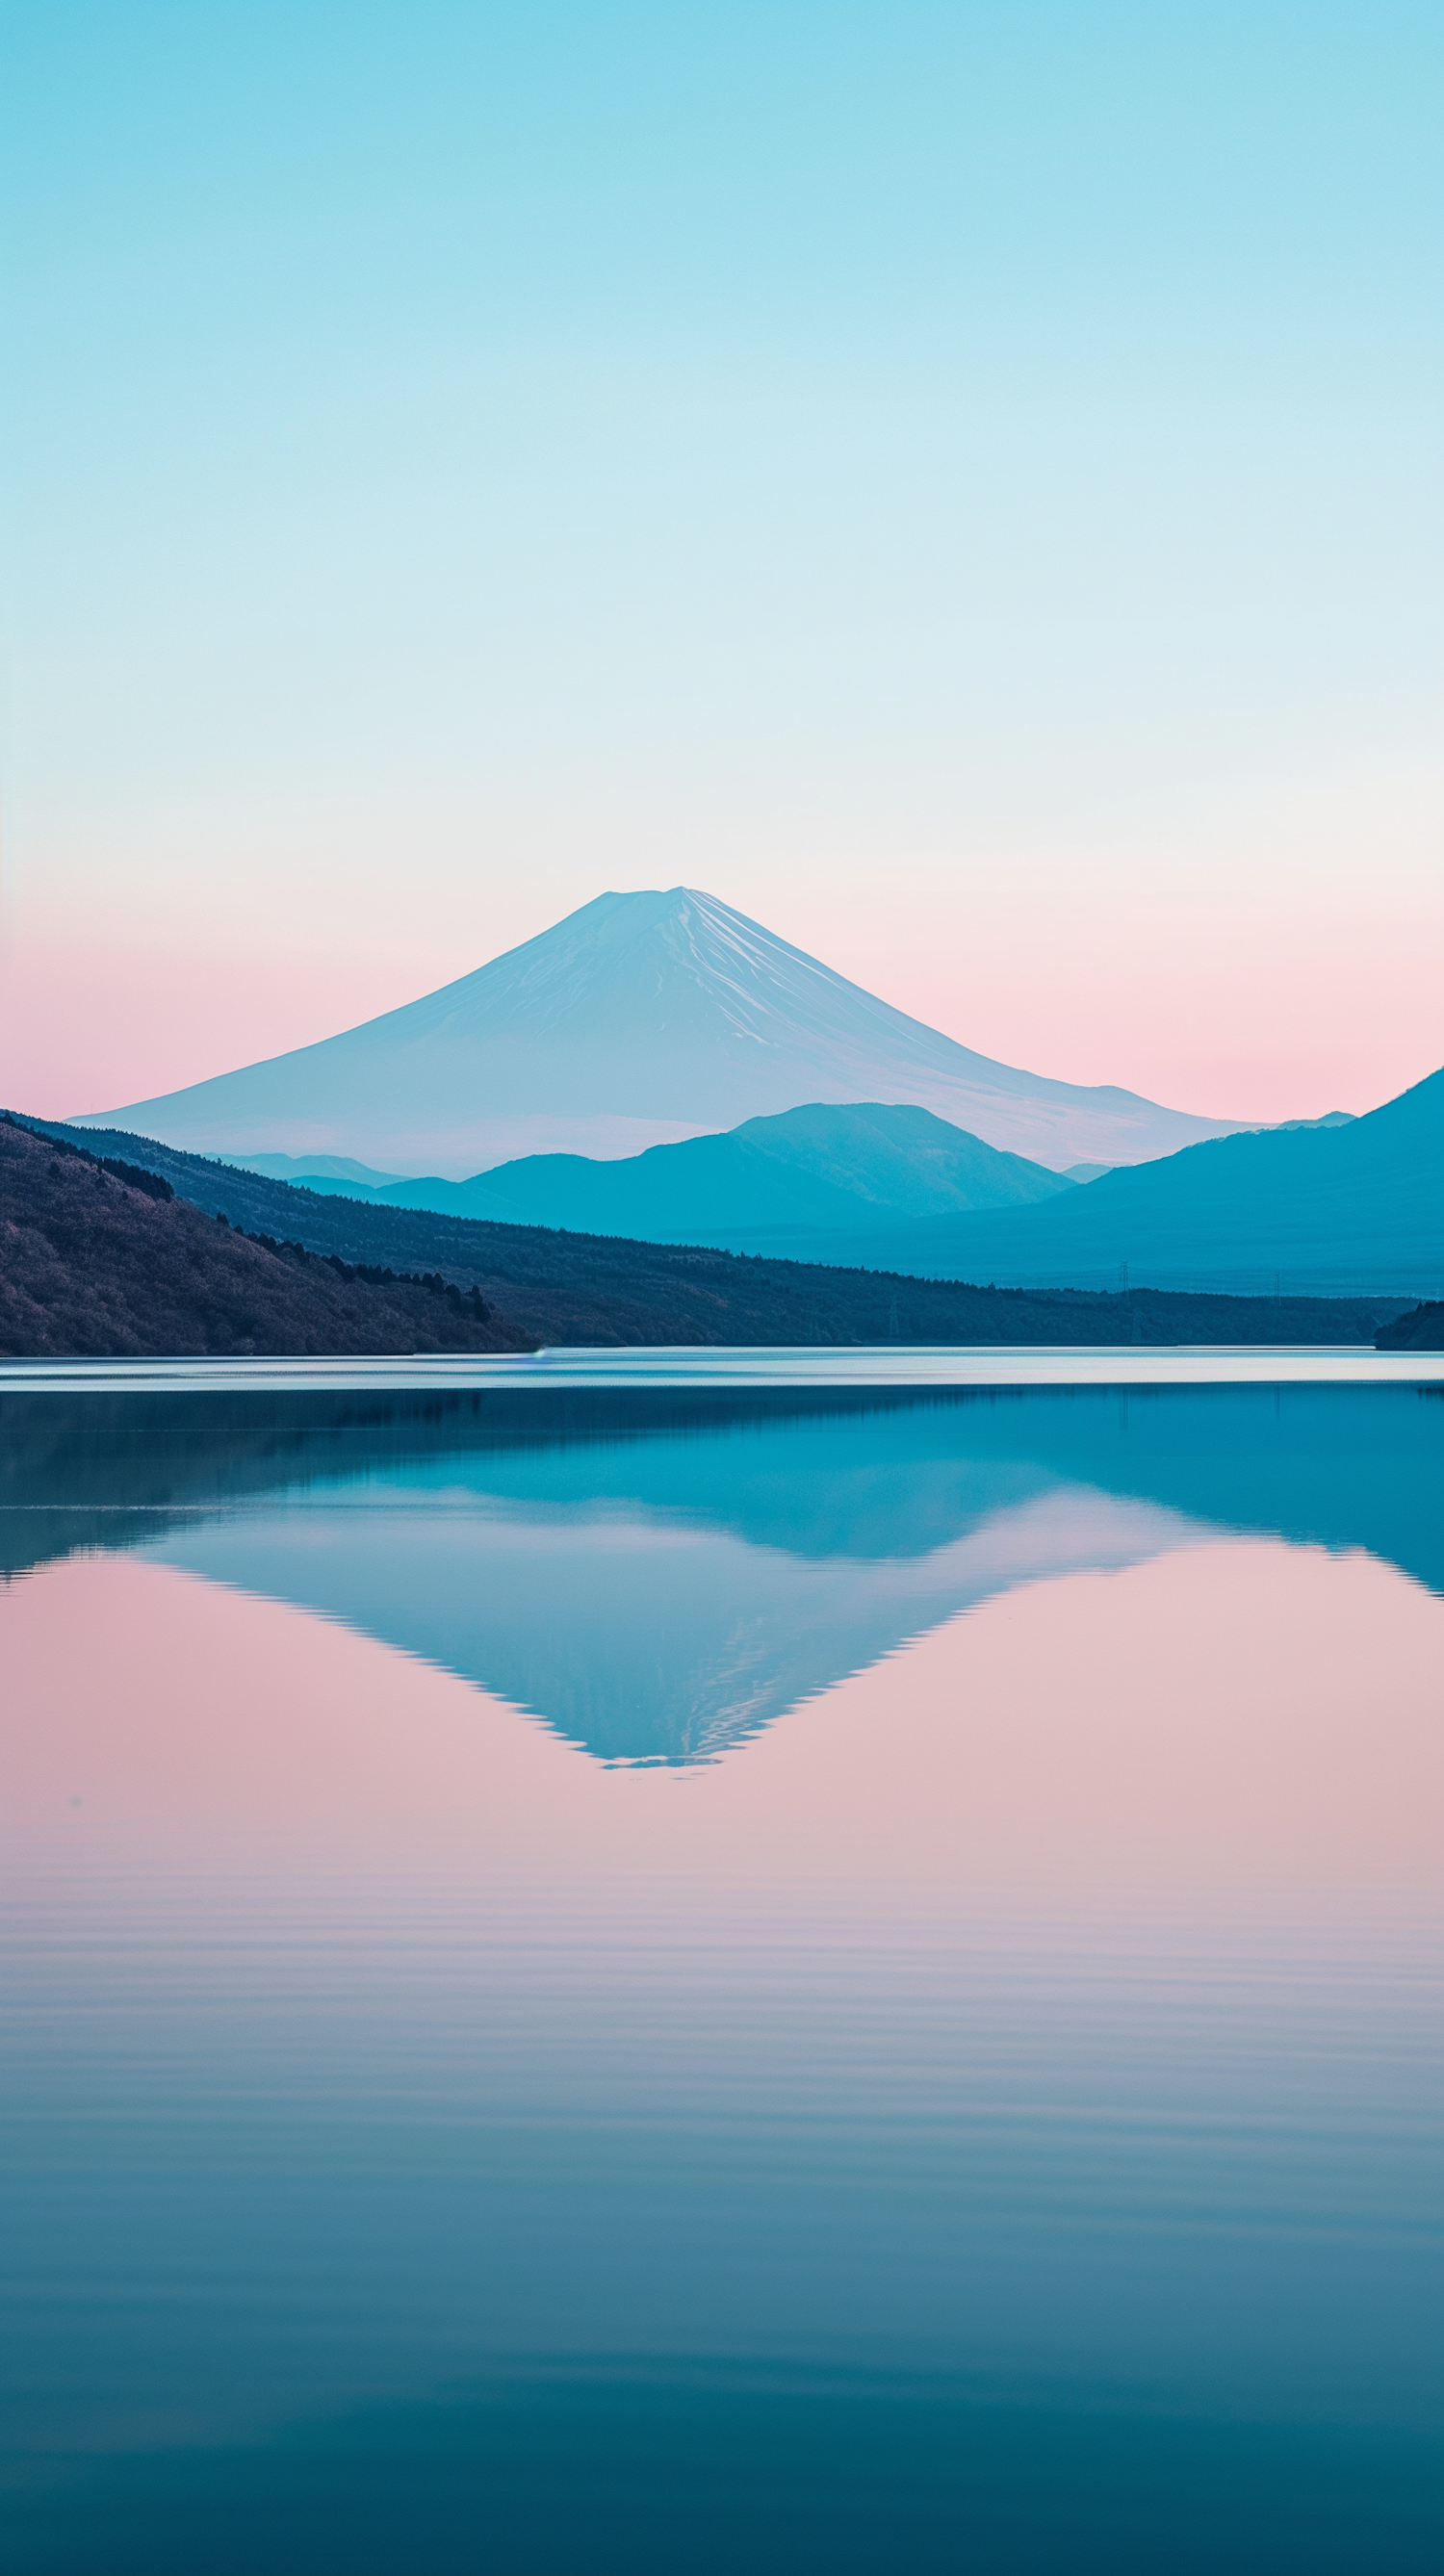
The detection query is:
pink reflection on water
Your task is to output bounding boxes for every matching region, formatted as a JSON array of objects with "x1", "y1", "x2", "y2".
[{"x1": 4, "y1": 1538, "x2": 1439, "y2": 1949}]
